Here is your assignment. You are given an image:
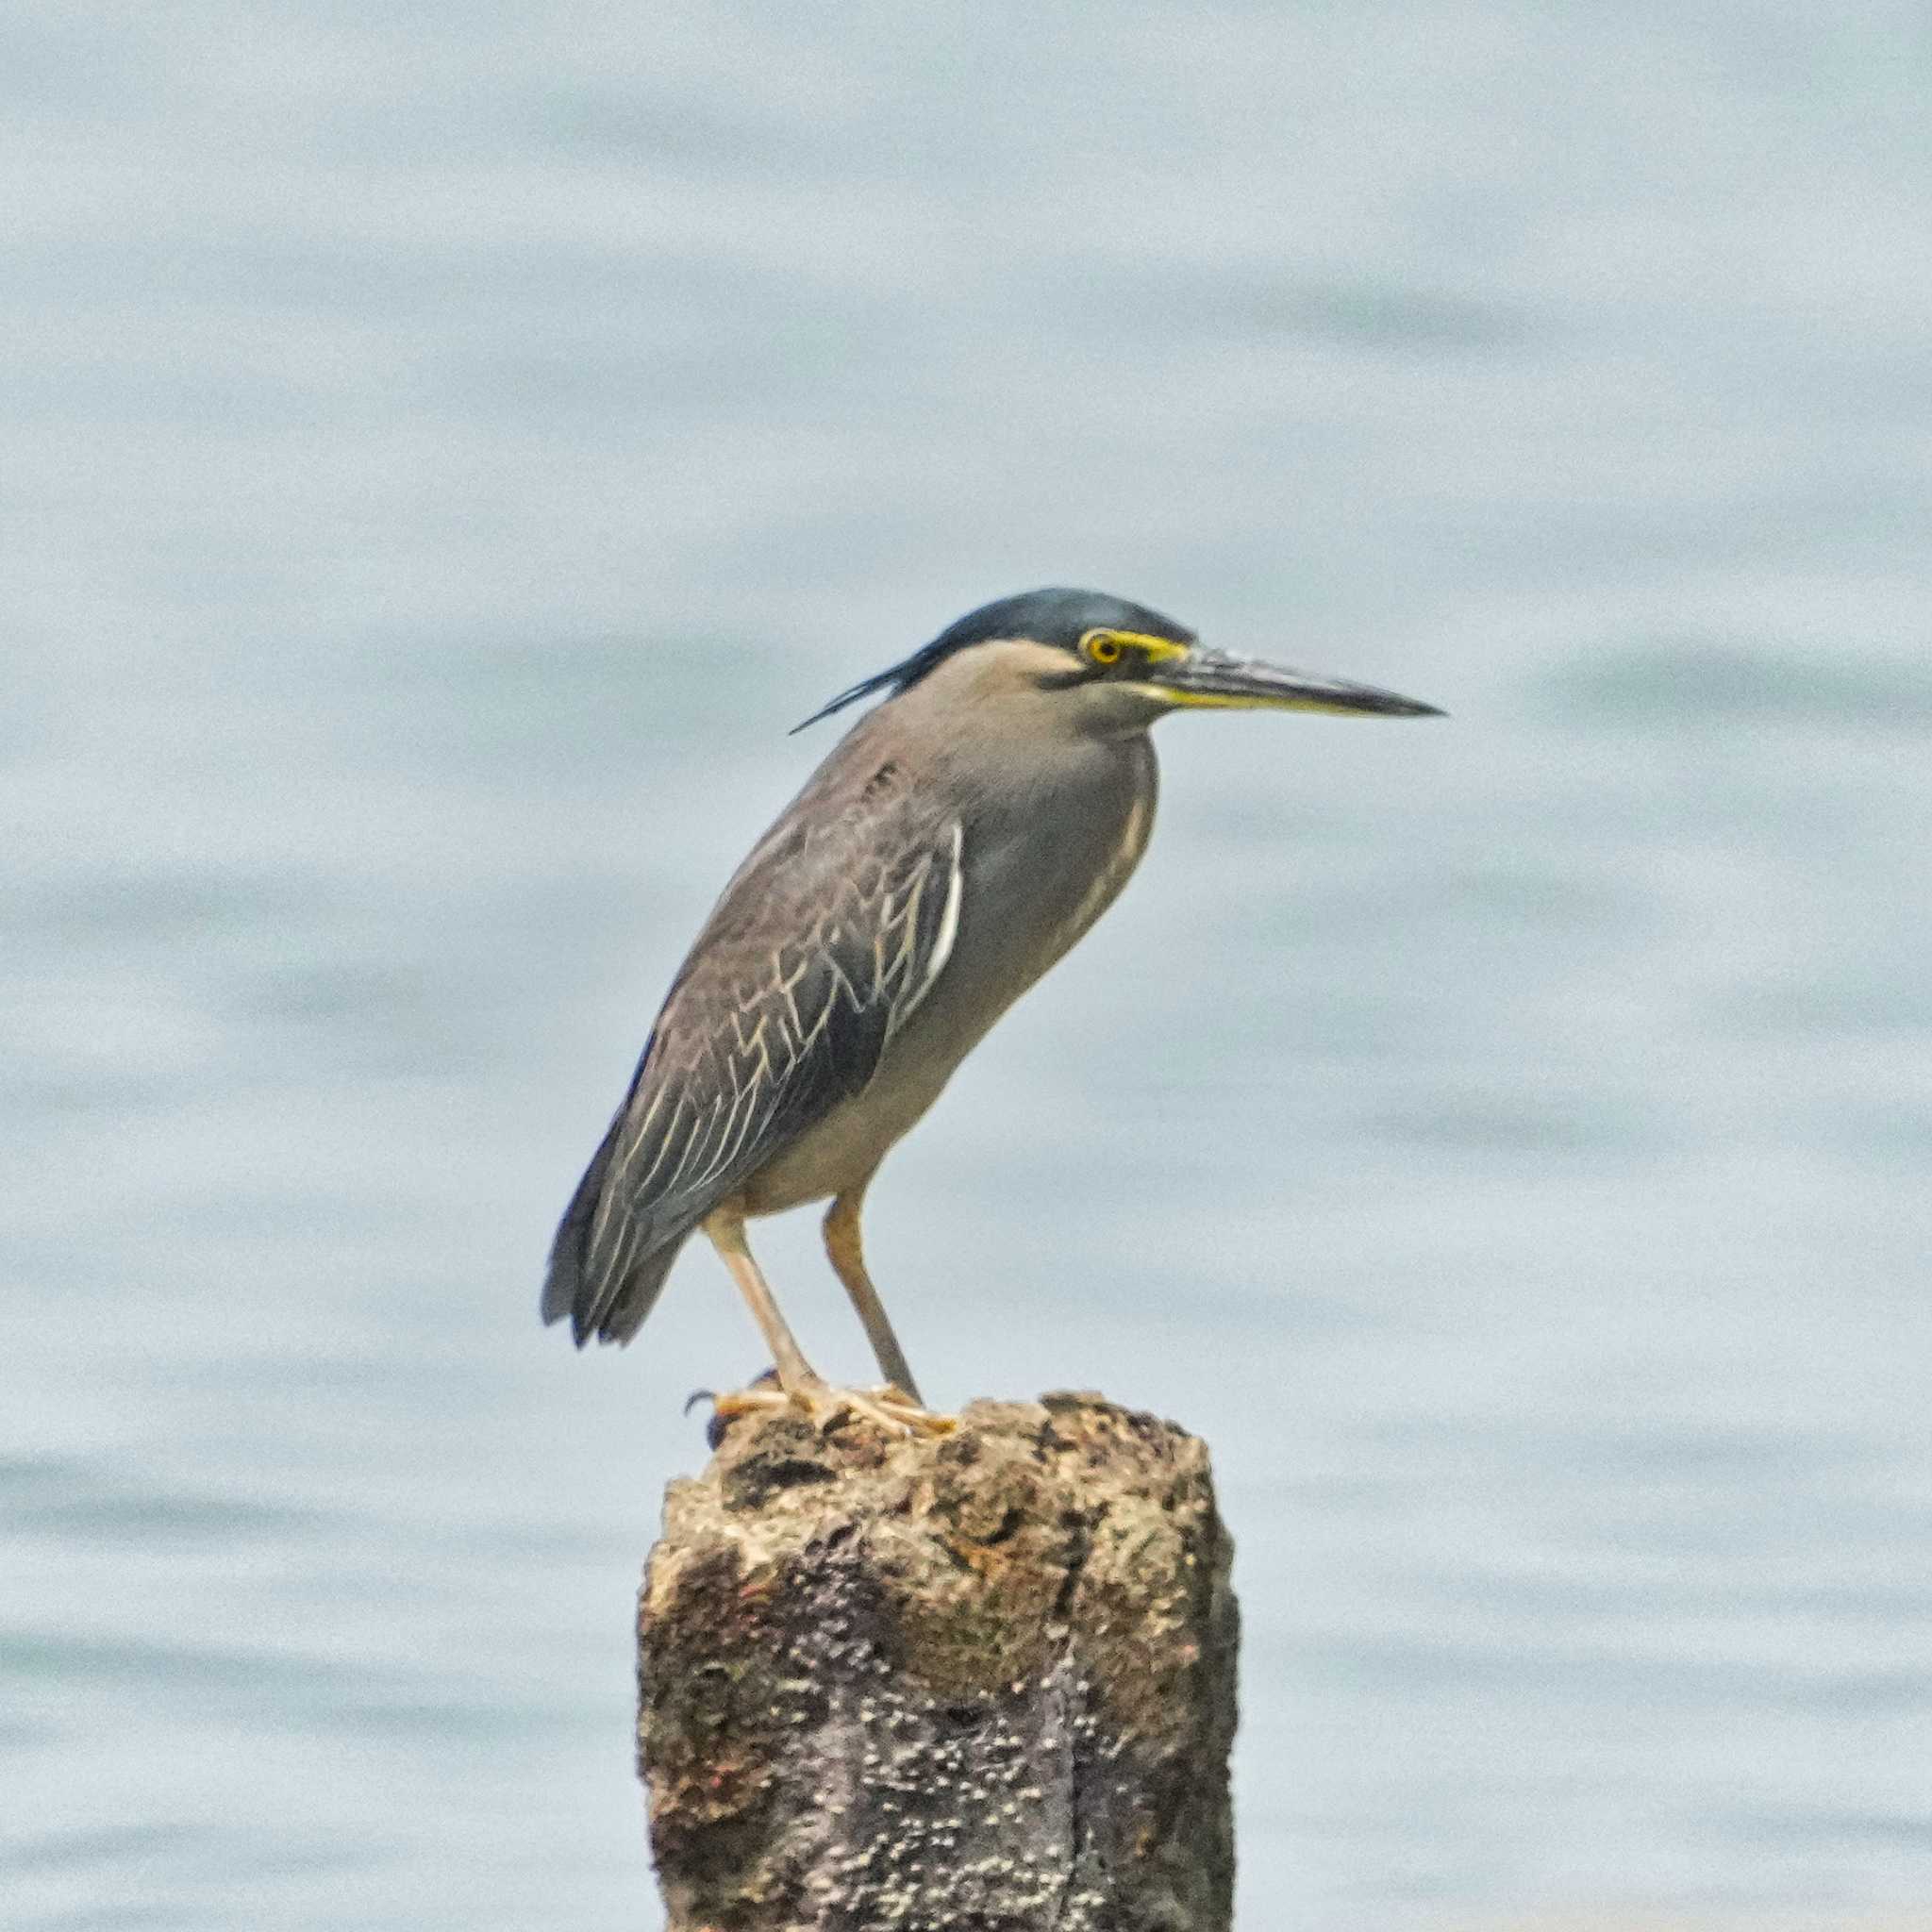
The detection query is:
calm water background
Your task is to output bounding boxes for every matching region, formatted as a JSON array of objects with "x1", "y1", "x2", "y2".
[{"x1": 5, "y1": 4, "x2": 1929, "y2": 1927}]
